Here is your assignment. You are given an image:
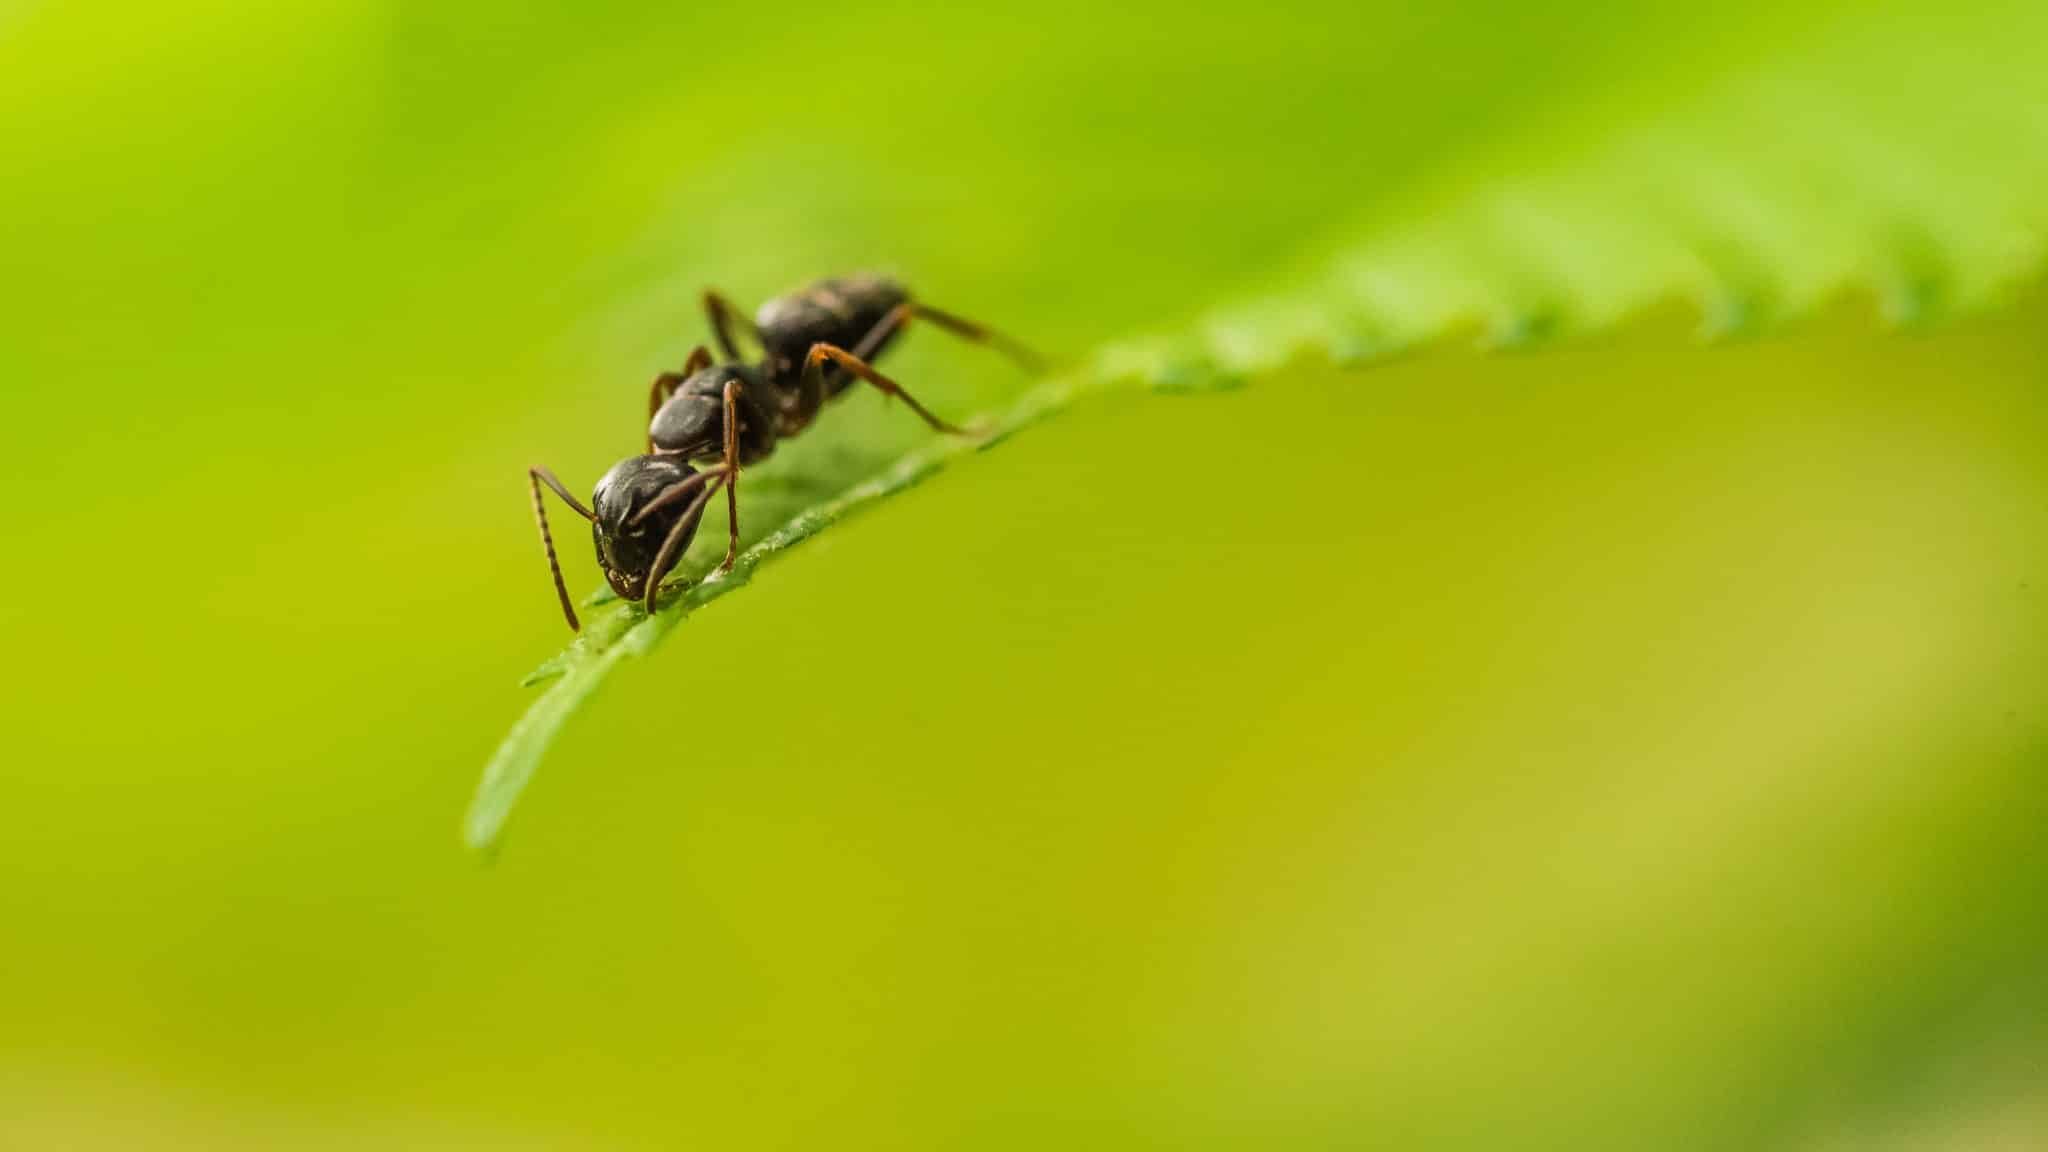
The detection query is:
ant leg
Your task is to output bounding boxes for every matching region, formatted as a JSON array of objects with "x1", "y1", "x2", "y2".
[
  {"x1": 645, "y1": 345, "x2": 714, "y2": 450},
  {"x1": 848, "y1": 306, "x2": 906, "y2": 361},
  {"x1": 643, "y1": 472, "x2": 727, "y2": 614},
  {"x1": 528, "y1": 466, "x2": 595, "y2": 632},
  {"x1": 631, "y1": 466, "x2": 724, "y2": 528},
  {"x1": 853, "y1": 301, "x2": 1045, "y2": 373},
  {"x1": 801, "y1": 343, "x2": 967, "y2": 436},
  {"x1": 718, "y1": 378, "x2": 743, "y2": 572},
  {"x1": 702, "y1": 290, "x2": 761, "y2": 362},
  {"x1": 679, "y1": 343, "x2": 714, "y2": 379}
]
